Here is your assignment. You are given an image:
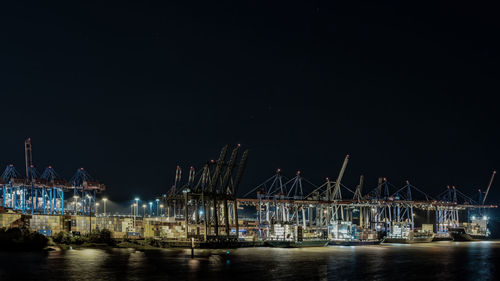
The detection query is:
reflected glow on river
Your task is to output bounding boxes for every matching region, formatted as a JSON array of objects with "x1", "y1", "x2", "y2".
[{"x1": 1, "y1": 241, "x2": 499, "y2": 280}]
